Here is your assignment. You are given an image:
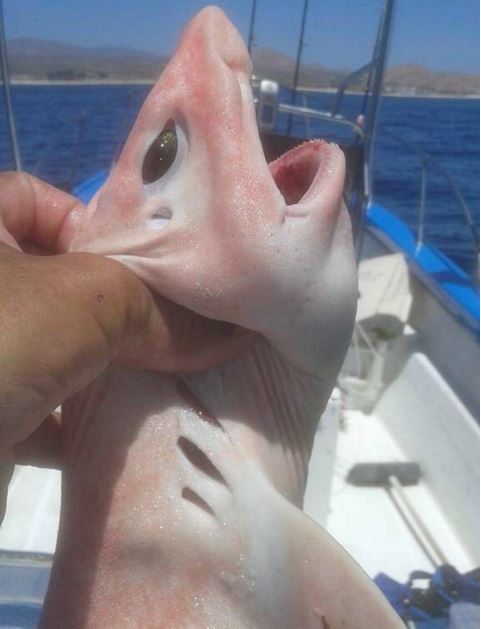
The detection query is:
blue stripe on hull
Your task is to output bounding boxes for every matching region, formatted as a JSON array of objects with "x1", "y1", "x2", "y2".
[{"x1": 367, "y1": 204, "x2": 479, "y2": 329}]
